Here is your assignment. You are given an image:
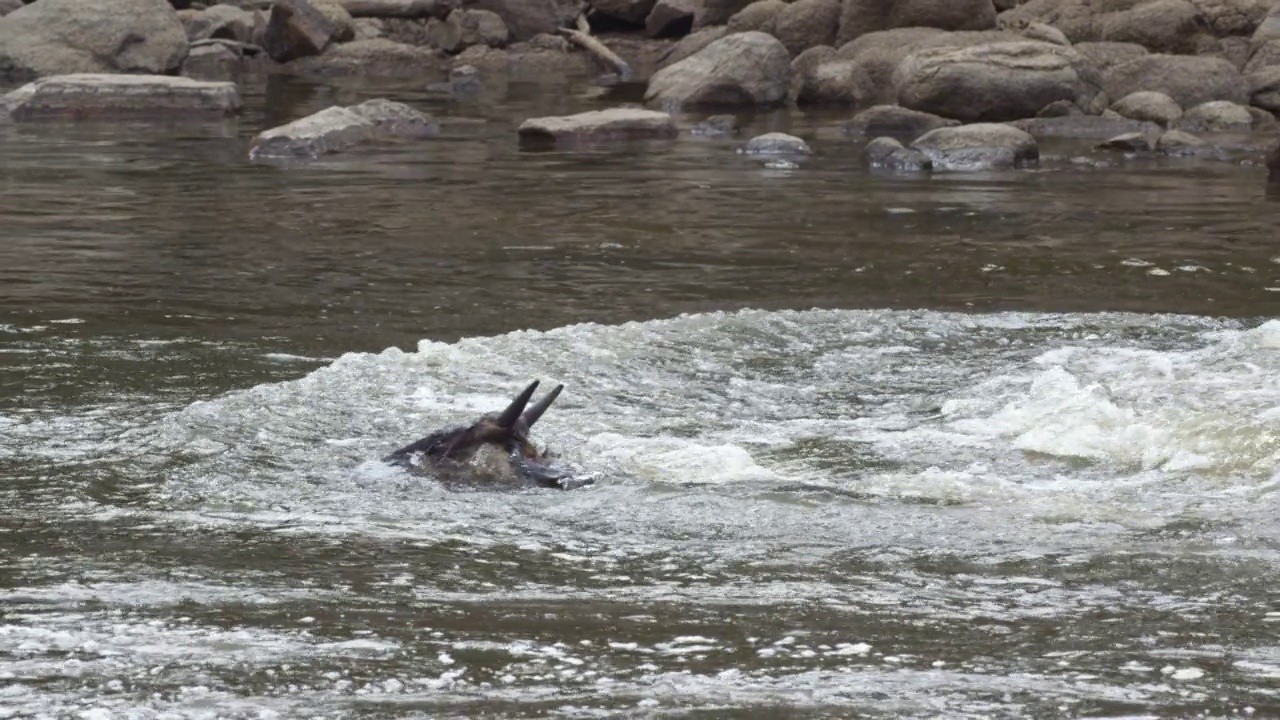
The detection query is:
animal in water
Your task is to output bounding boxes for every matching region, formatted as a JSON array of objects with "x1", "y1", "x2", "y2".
[{"x1": 383, "y1": 380, "x2": 587, "y2": 489}]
